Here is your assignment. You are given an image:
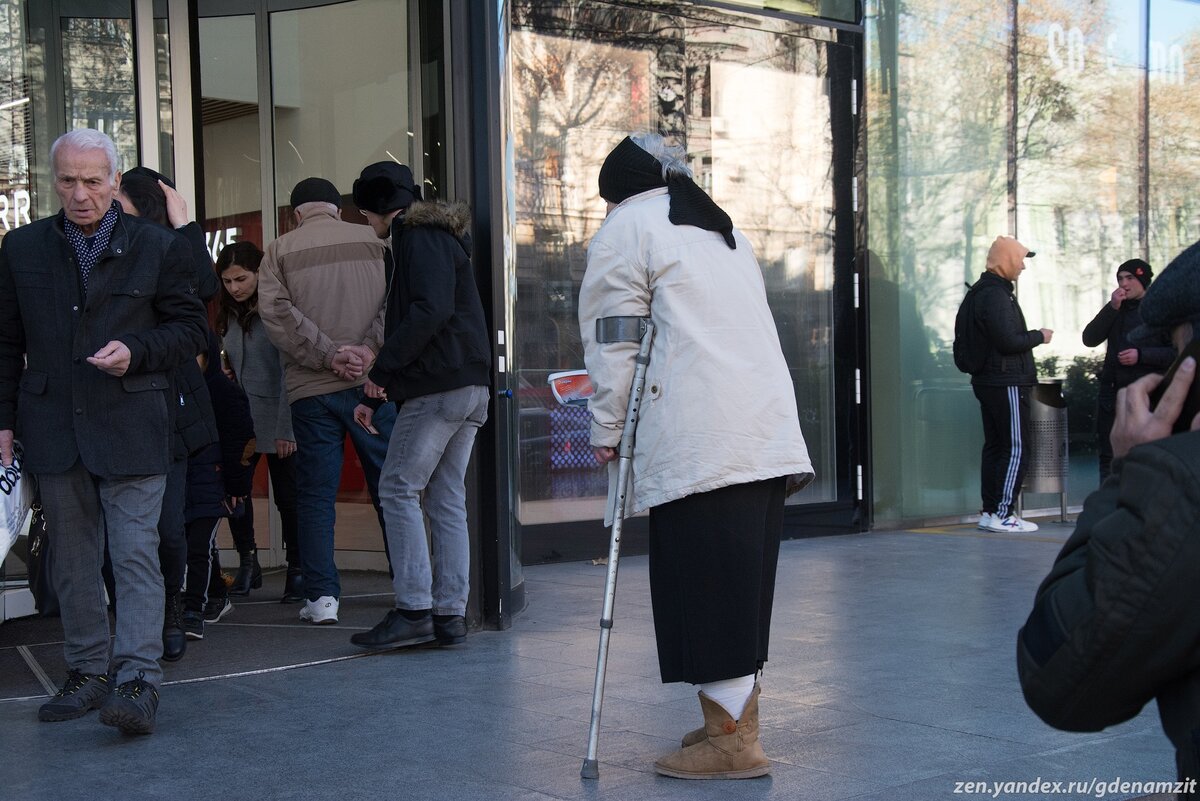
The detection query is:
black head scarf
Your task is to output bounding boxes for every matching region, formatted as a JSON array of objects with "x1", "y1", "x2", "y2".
[{"x1": 597, "y1": 136, "x2": 736, "y2": 250}]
